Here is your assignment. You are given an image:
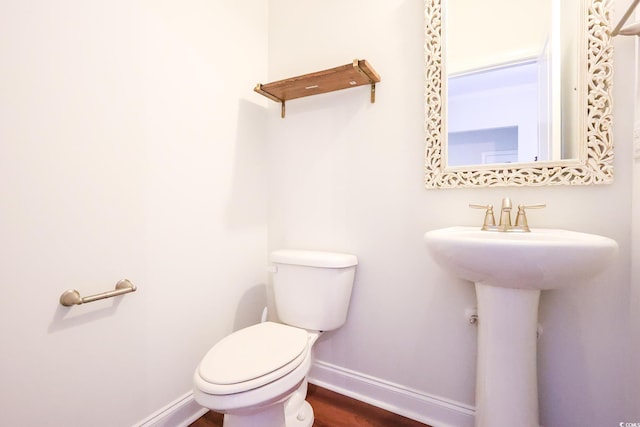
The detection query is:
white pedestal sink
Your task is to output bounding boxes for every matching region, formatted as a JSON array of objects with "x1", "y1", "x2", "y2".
[{"x1": 424, "y1": 226, "x2": 617, "y2": 427}]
